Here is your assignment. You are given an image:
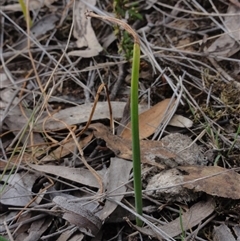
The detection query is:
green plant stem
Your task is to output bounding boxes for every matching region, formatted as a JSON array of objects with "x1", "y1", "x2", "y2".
[
  {"x1": 85, "y1": 11, "x2": 143, "y2": 226},
  {"x1": 179, "y1": 207, "x2": 186, "y2": 240},
  {"x1": 131, "y1": 43, "x2": 142, "y2": 226}
]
